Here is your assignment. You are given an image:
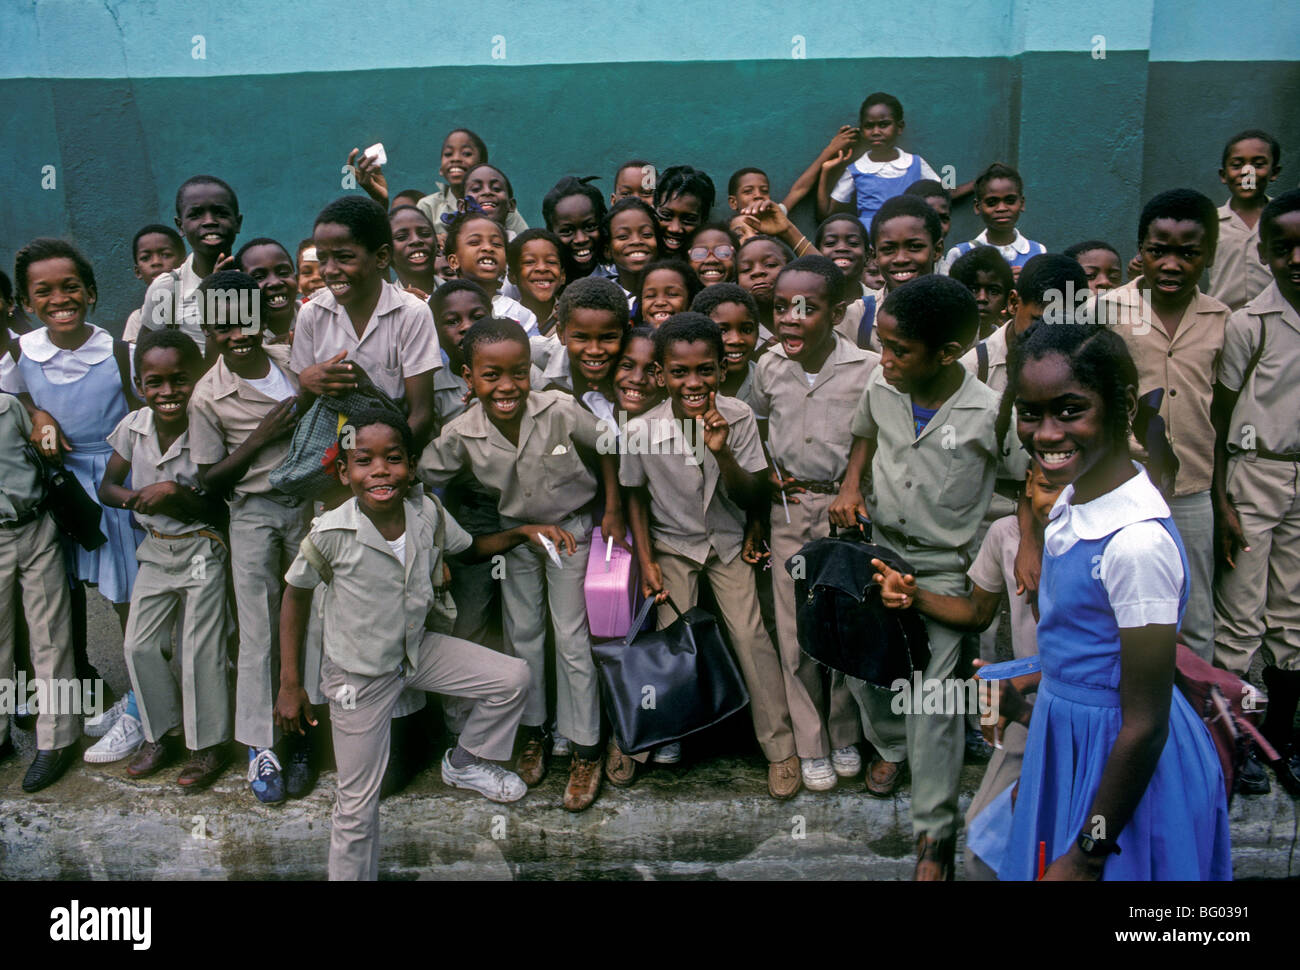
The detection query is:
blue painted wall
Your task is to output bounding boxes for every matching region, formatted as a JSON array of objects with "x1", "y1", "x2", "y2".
[{"x1": 1, "y1": 0, "x2": 1297, "y2": 330}]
